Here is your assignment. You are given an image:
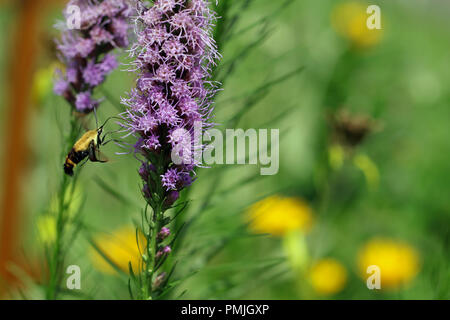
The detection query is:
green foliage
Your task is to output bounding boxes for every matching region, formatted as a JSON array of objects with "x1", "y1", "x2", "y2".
[{"x1": 0, "y1": 0, "x2": 448, "y2": 300}]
